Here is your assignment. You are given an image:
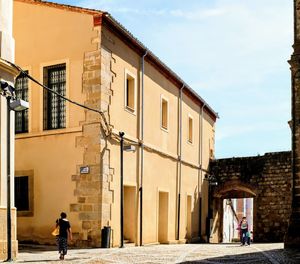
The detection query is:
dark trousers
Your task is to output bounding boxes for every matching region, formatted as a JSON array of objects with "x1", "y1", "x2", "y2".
[
  {"x1": 241, "y1": 230, "x2": 249, "y2": 245},
  {"x1": 56, "y1": 237, "x2": 68, "y2": 255}
]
